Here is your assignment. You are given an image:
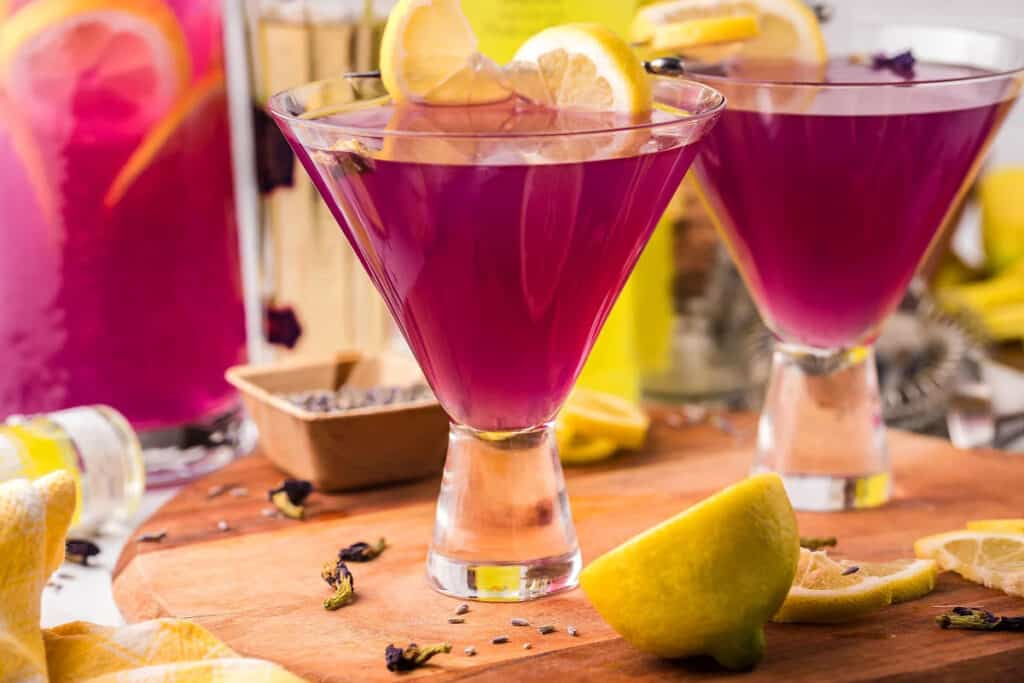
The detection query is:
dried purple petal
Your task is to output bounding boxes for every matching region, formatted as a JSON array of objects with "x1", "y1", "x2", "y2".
[
  {"x1": 264, "y1": 305, "x2": 302, "y2": 349},
  {"x1": 269, "y1": 479, "x2": 313, "y2": 506},
  {"x1": 65, "y1": 539, "x2": 100, "y2": 566},
  {"x1": 339, "y1": 537, "x2": 387, "y2": 562},
  {"x1": 385, "y1": 643, "x2": 451, "y2": 672},
  {"x1": 871, "y1": 50, "x2": 916, "y2": 79}
]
